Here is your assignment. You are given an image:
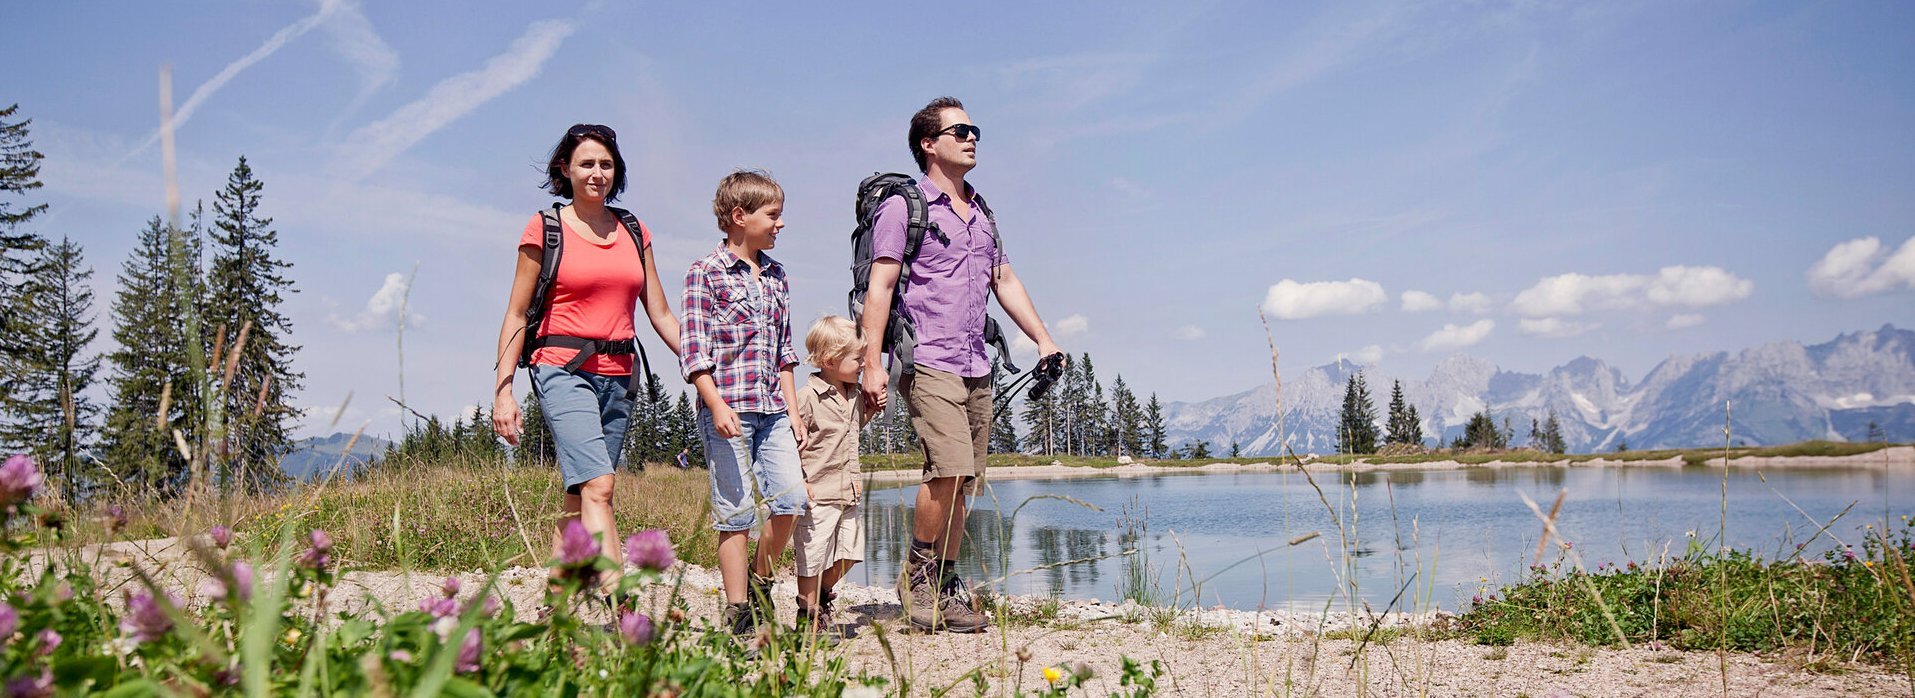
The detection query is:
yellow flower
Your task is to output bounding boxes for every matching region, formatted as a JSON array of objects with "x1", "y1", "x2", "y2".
[
  {"x1": 1043, "y1": 667, "x2": 1064, "y2": 684},
  {"x1": 1865, "y1": 560, "x2": 1874, "y2": 568},
  {"x1": 282, "y1": 627, "x2": 303, "y2": 645}
]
